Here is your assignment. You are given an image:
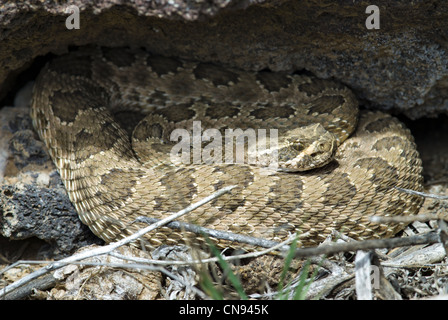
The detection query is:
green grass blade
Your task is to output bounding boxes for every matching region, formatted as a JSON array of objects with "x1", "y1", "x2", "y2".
[
  {"x1": 205, "y1": 237, "x2": 248, "y2": 300},
  {"x1": 276, "y1": 234, "x2": 299, "y2": 298},
  {"x1": 292, "y1": 259, "x2": 312, "y2": 300},
  {"x1": 199, "y1": 269, "x2": 224, "y2": 300}
]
